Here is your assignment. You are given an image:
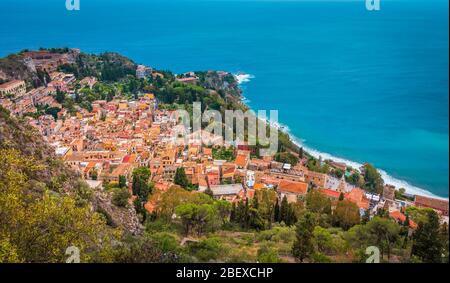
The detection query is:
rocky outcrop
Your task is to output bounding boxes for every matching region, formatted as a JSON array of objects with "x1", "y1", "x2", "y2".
[
  {"x1": 0, "y1": 54, "x2": 47, "y2": 87},
  {"x1": 197, "y1": 71, "x2": 242, "y2": 98},
  {"x1": 93, "y1": 191, "x2": 143, "y2": 236}
]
